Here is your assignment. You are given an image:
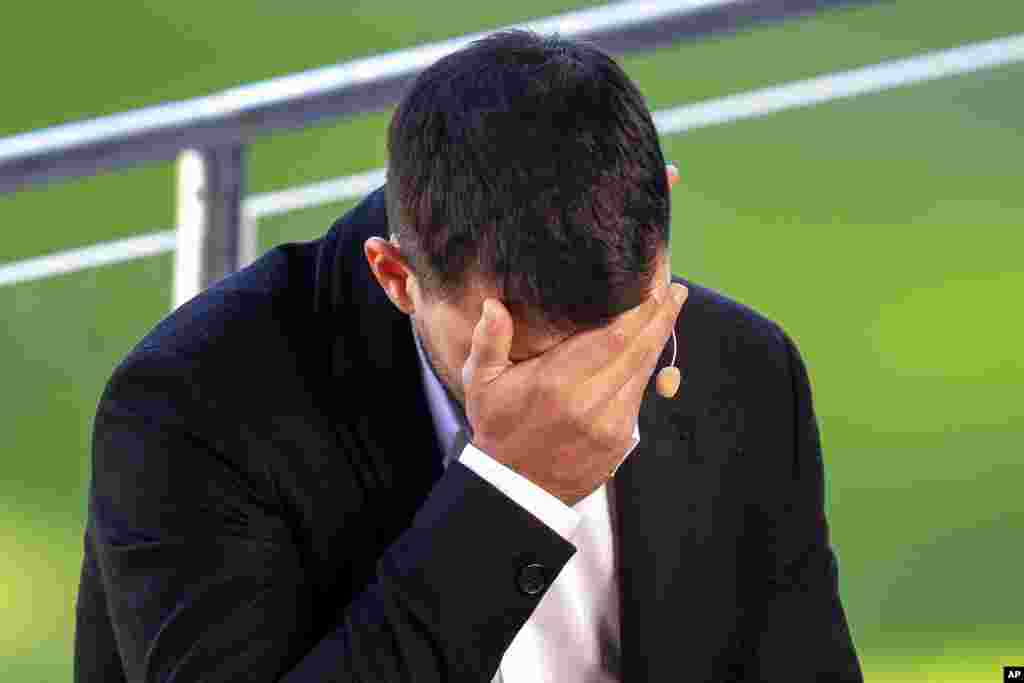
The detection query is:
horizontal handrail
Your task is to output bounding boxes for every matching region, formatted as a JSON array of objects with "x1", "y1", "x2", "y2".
[
  {"x1": 4, "y1": 31, "x2": 1022, "y2": 289},
  {"x1": 0, "y1": 0, "x2": 860, "y2": 193}
]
